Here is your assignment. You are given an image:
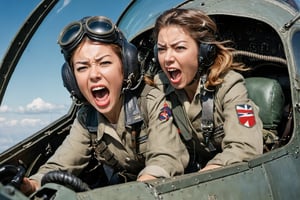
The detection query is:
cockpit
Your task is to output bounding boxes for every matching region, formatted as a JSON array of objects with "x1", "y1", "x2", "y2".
[{"x1": 124, "y1": 8, "x2": 293, "y2": 152}]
